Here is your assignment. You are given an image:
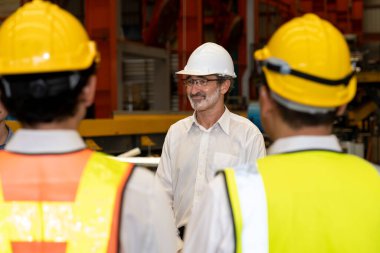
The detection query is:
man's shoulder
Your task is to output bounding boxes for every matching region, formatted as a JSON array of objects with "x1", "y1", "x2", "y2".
[
  {"x1": 91, "y1": 152, "x2": 155, "y2": 180},
  {"x1": 168, "y1": 115, "x2": 193, "y2": 131},
  {"x1": 229, "y1": 112, "x2": 260, "y2": 130},
  {"x1": 173, "y1": 115, "x2": 193, "y2": 125},
  {"x1": 125, "y1": 166, "x2": 157, "y2": 194}
]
